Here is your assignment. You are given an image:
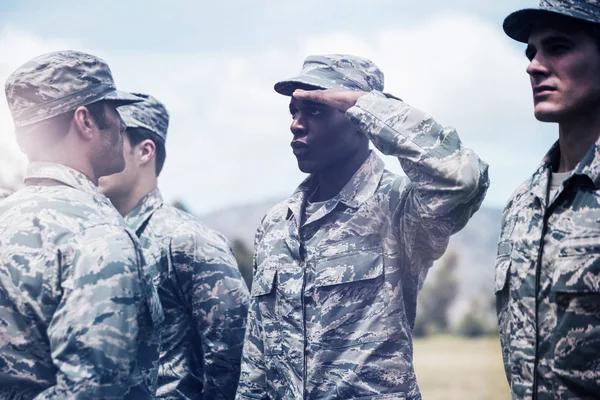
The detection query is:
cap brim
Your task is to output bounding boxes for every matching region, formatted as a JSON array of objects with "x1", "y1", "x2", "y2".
[
  {"x1": 102, "y1": 90, "x2": 143, "y2": 107},
  {"x1": 274, "y1": 75, "x2": 340, "y2": 96},
  {"x1": 504, "y1": 8, "x2": 599, "y2": 42}
]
